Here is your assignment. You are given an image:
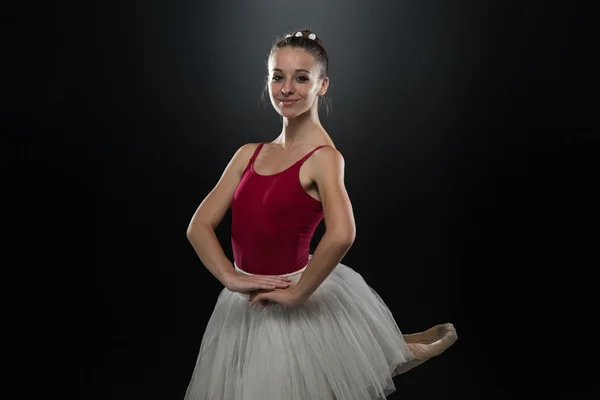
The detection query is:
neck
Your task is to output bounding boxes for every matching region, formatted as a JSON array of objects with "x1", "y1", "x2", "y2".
[{"x1": 277, "y1": 102, "x2": 323, "y2": 148}]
